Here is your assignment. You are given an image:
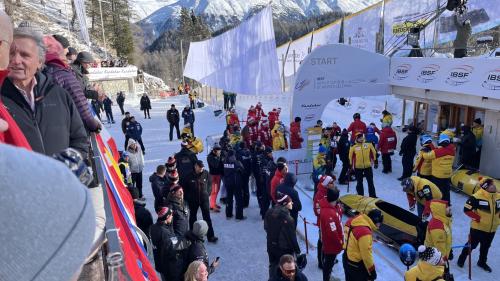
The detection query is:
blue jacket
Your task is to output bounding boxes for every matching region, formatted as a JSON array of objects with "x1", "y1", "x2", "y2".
[
  {"x1": 182, "y1": 108, "x2": 195, "y2": 125},
  {"x1": 126, "y1": 121, "x2": 143, "y2": 140},
  {"x1": 365, "y1": 126, "x2": 379, "y2": 145}
]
